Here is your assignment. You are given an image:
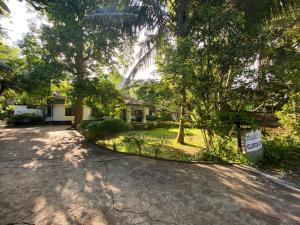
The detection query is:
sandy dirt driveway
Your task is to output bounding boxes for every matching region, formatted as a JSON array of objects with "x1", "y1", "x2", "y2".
[{"x1": 0, "y1": 126, "x2": 299, "y2": 225}]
